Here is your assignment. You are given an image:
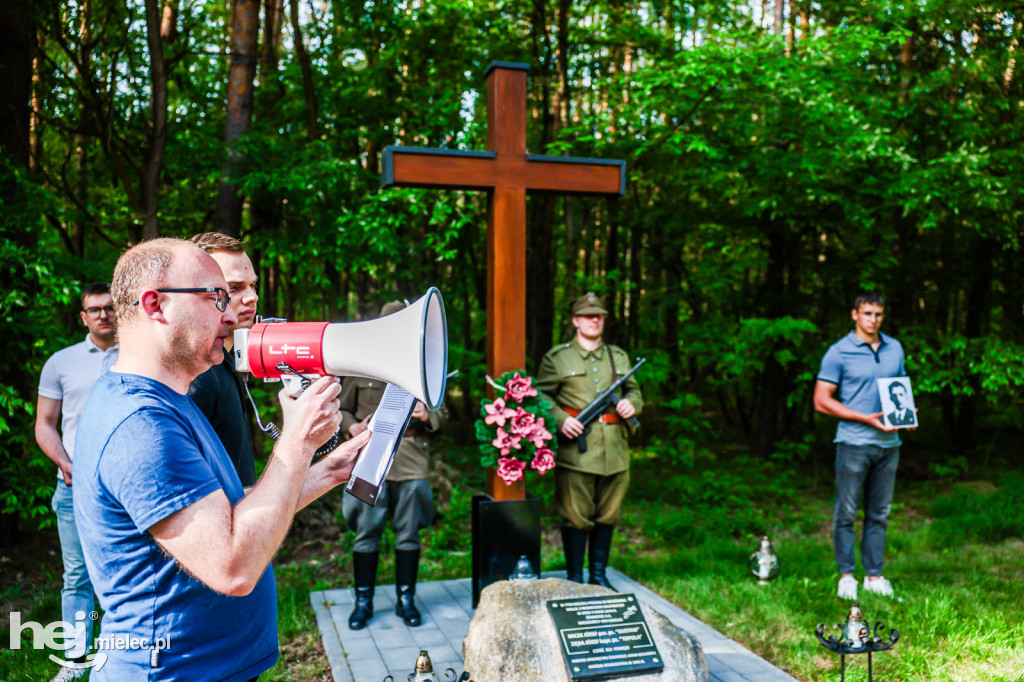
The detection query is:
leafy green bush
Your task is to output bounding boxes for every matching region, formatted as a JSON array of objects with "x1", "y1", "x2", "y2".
[
  {"x1": 905, "y1": 329, "x2": 1024, "y2": 433},
  {"x1": 1, "y1": 166, "x2": 82, "y2": 530},
  {"x1": 423, "y1": 485, "x2": 474, "y2": 554}
]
